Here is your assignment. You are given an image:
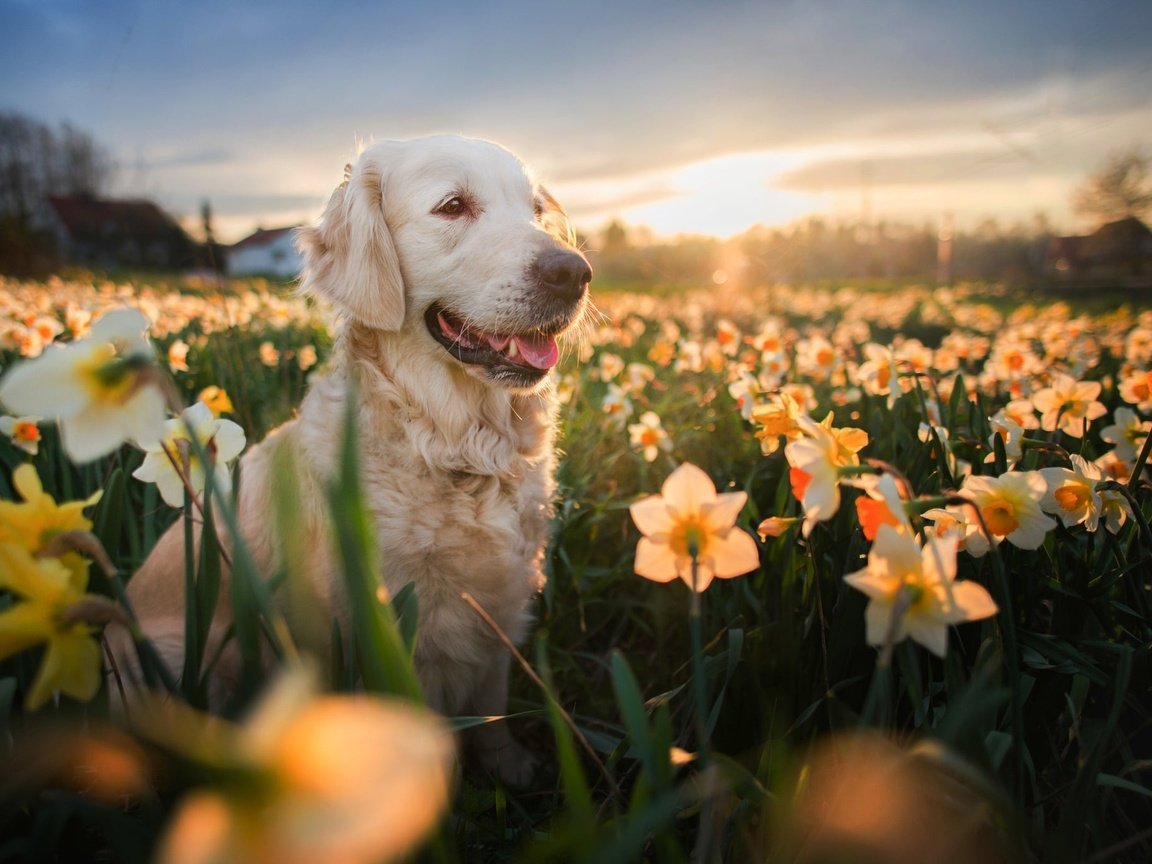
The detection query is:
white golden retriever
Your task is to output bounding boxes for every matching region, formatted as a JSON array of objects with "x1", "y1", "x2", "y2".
[{"x1": 120, "y1": 135, "x2": 591, "y2": 784}]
